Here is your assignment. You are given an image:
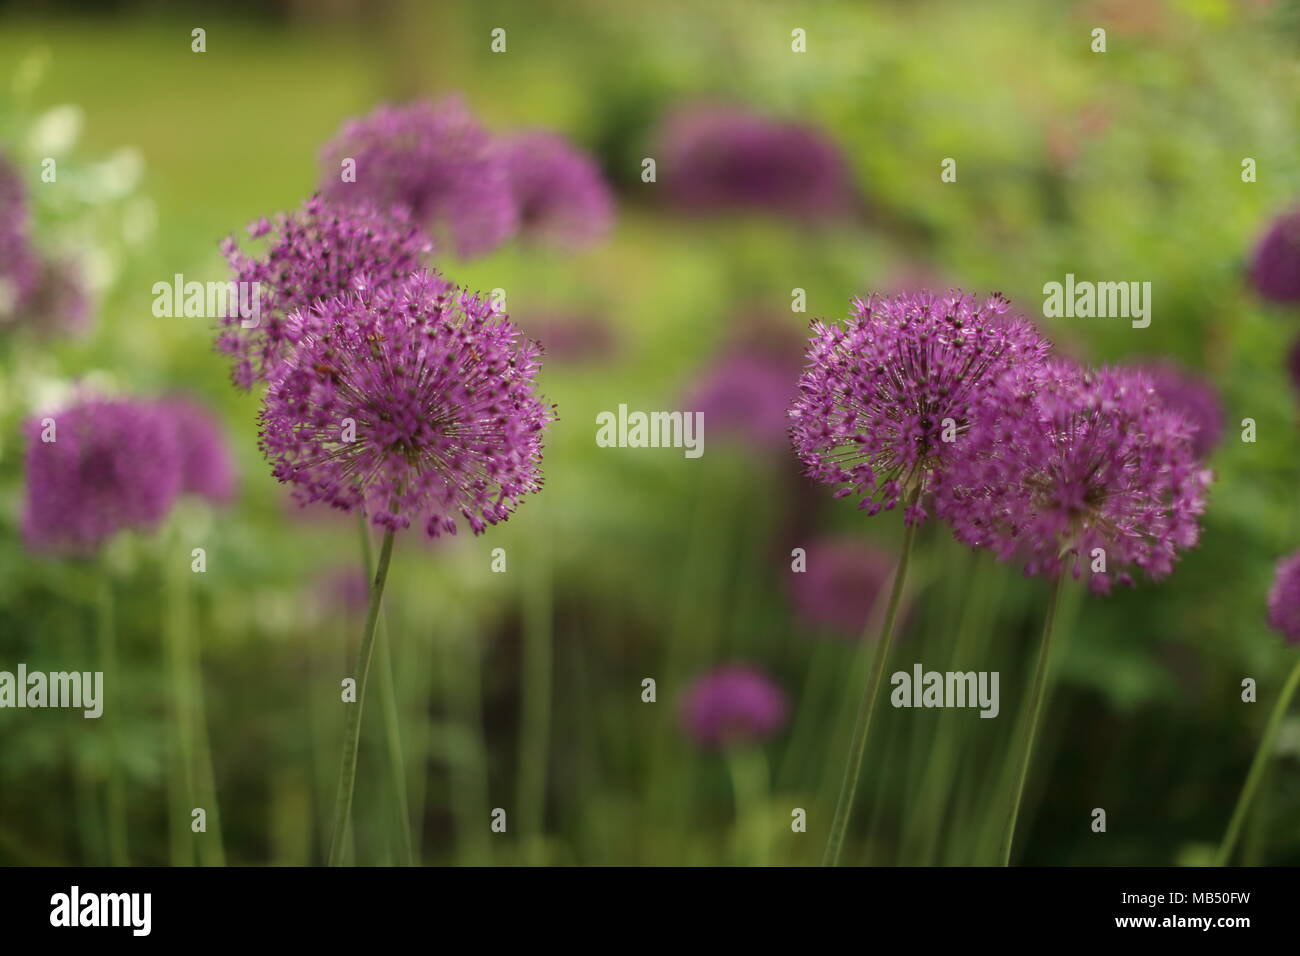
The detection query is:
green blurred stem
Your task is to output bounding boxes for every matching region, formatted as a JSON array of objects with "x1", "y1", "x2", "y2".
[
  {"x1": 1215, "y1": 655, "x2": 1300, "y2": 866},
  {"x1": 357, "y1": 515, "x2": 413, "y2": 866},
  {"x1": 328, "y1": 525, "x2": 396, "y2": 866},
  {"x1": 999, "y1": 571, "x2": 1067, "y2": 866},
  {"x1": 821, "y1": 490, "x2": 920, "y2": 867},
  {"x1": 726, "y1": 747, "x2": 770, "y2": 865},
  {"x1": 96, "y1": 573, "x2": 129, "y2": 866},
  {"x1": 517, "y1": 551, "x2": 554, "y2": 865}
]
